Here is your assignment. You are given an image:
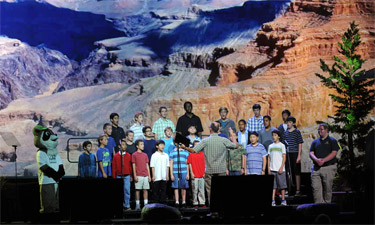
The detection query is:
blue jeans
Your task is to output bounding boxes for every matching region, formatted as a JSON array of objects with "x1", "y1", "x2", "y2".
[
  {"x1": 117, "y1": 175, "x2": 131, "y2": 208},
  {"x1": 229, "y1": 171, "x2": 241, "y2": 176}
]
